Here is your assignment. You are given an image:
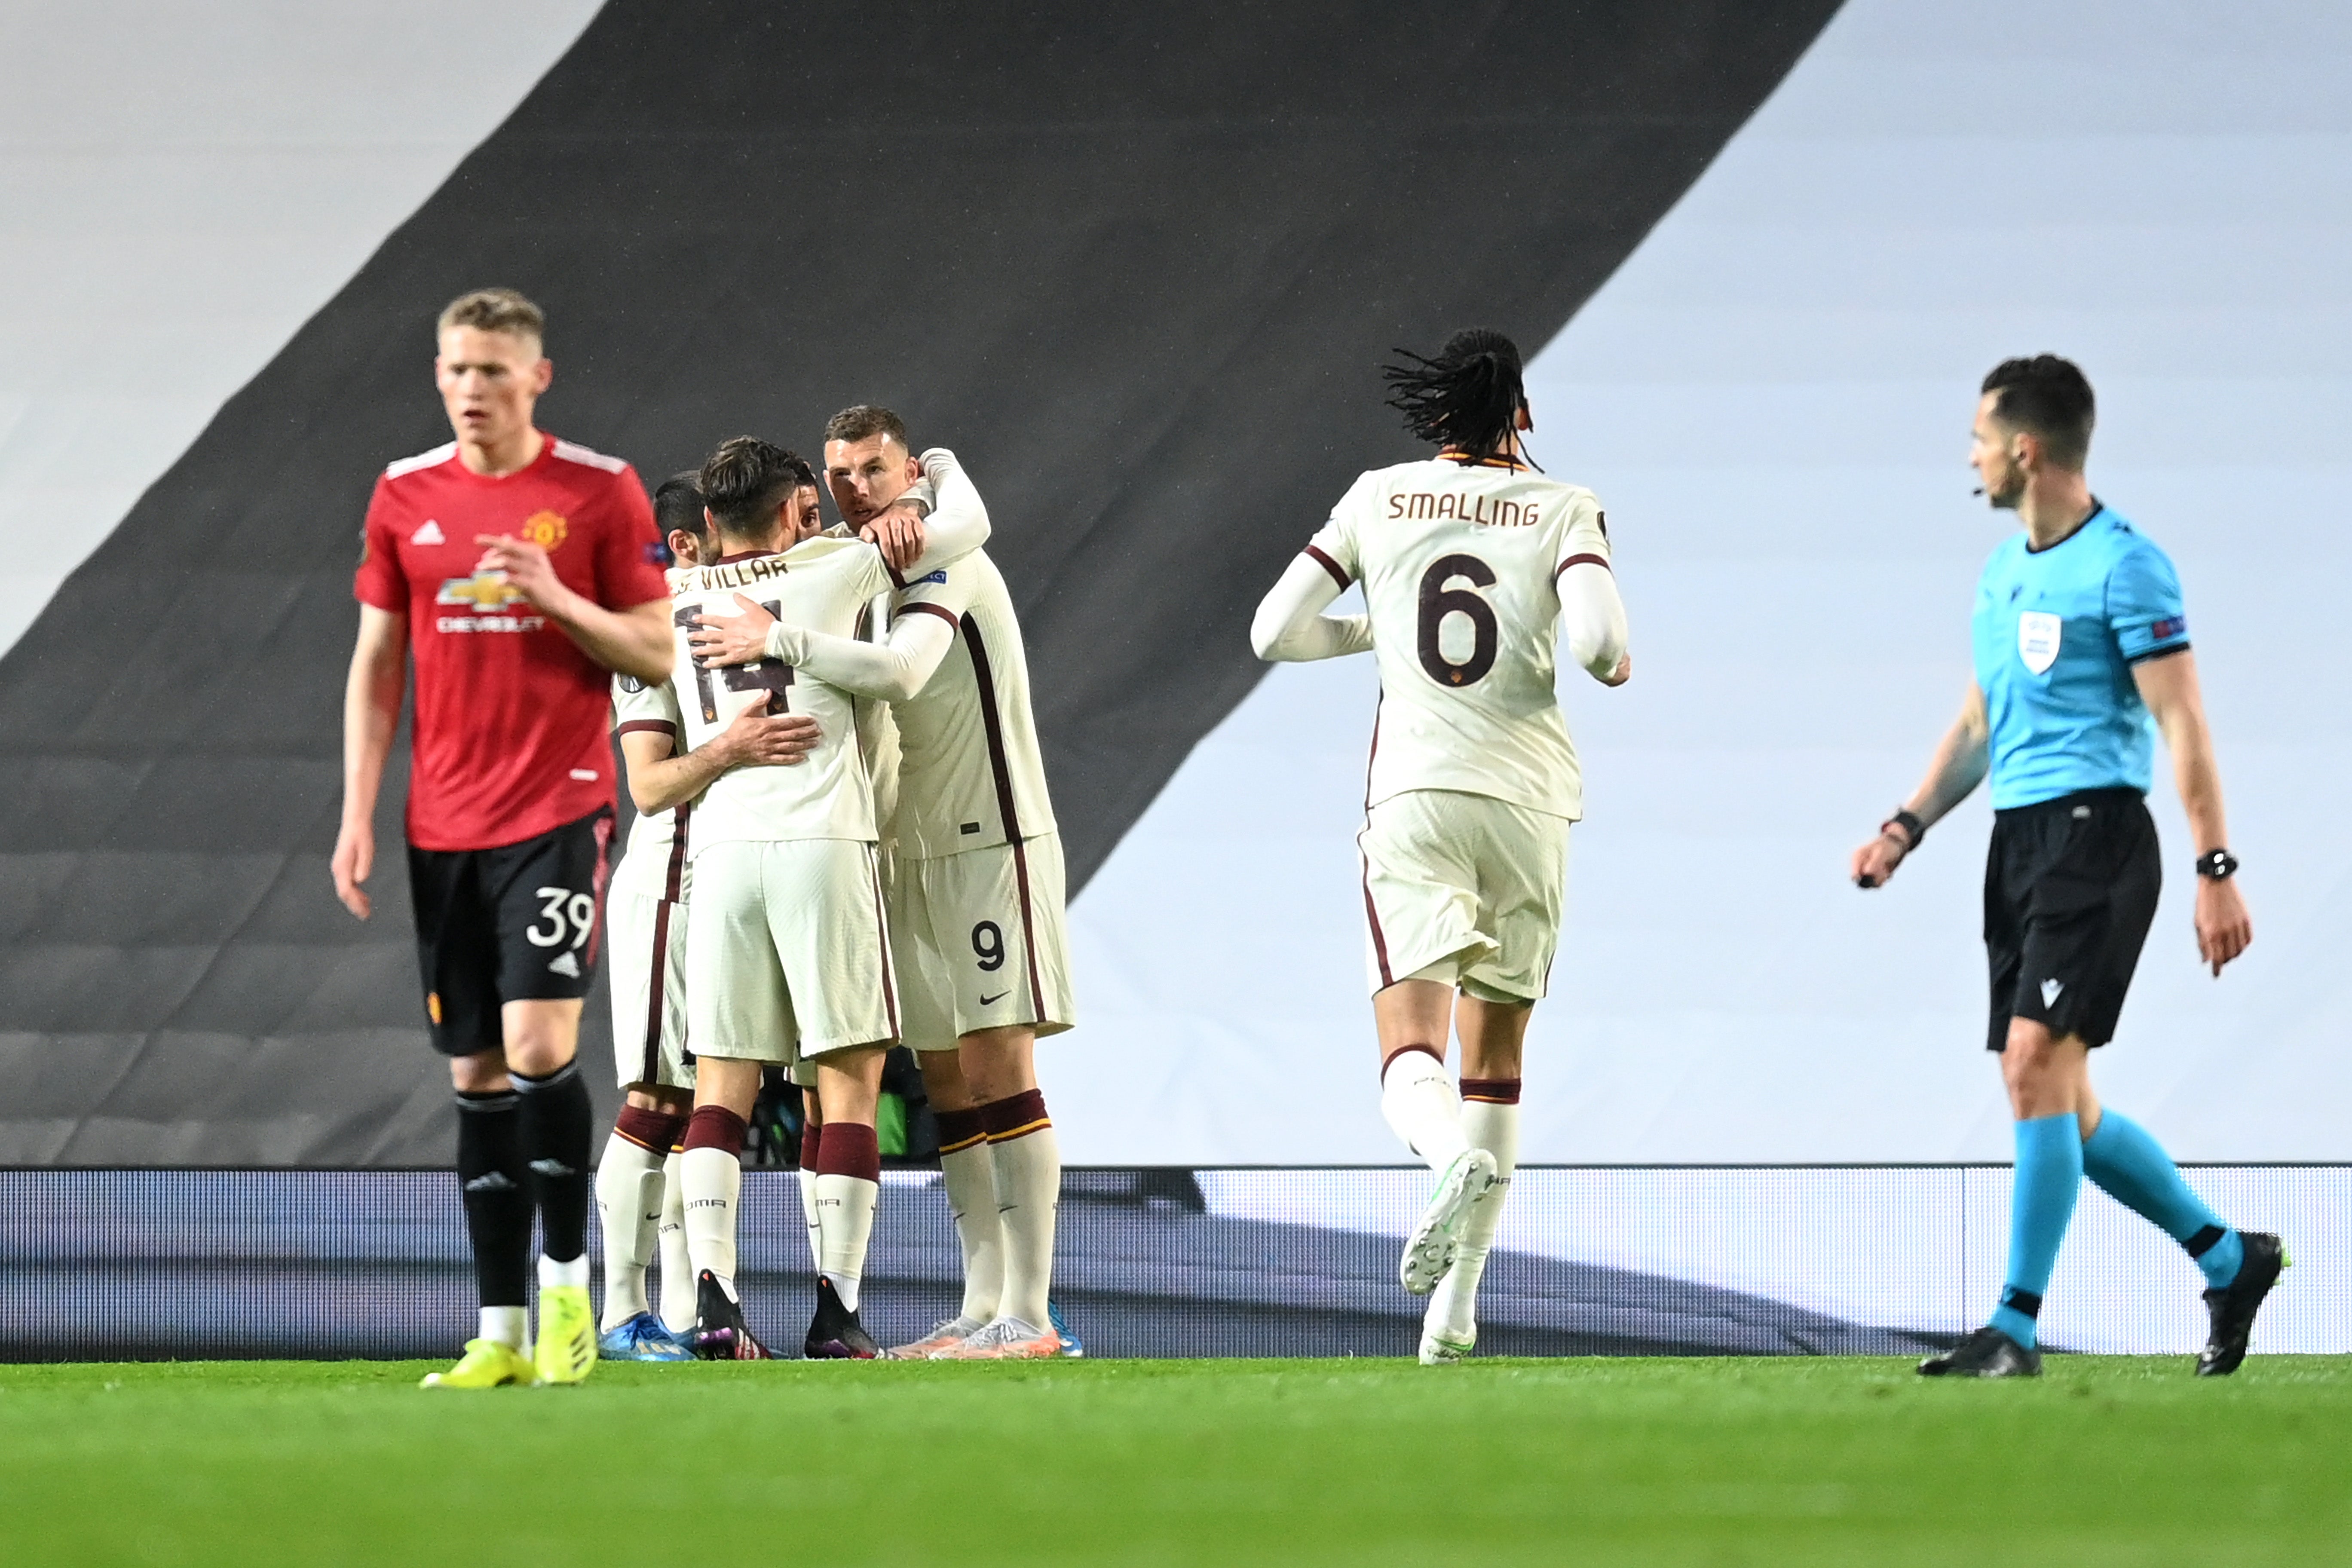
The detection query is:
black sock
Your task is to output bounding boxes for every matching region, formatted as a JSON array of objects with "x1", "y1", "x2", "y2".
[
  {"x1": 510, "y1": 1061, "x2": 593, "y2": 1263},
  {"x1": 455, "y1": 1089, "x2": 530, "y2": 1308}
]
